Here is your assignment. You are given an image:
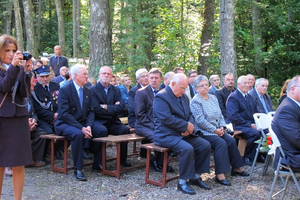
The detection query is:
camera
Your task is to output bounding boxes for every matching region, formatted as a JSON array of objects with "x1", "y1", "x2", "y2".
[{"x1": 22, "y1": 52, "x2": 32, "y2": 61}]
